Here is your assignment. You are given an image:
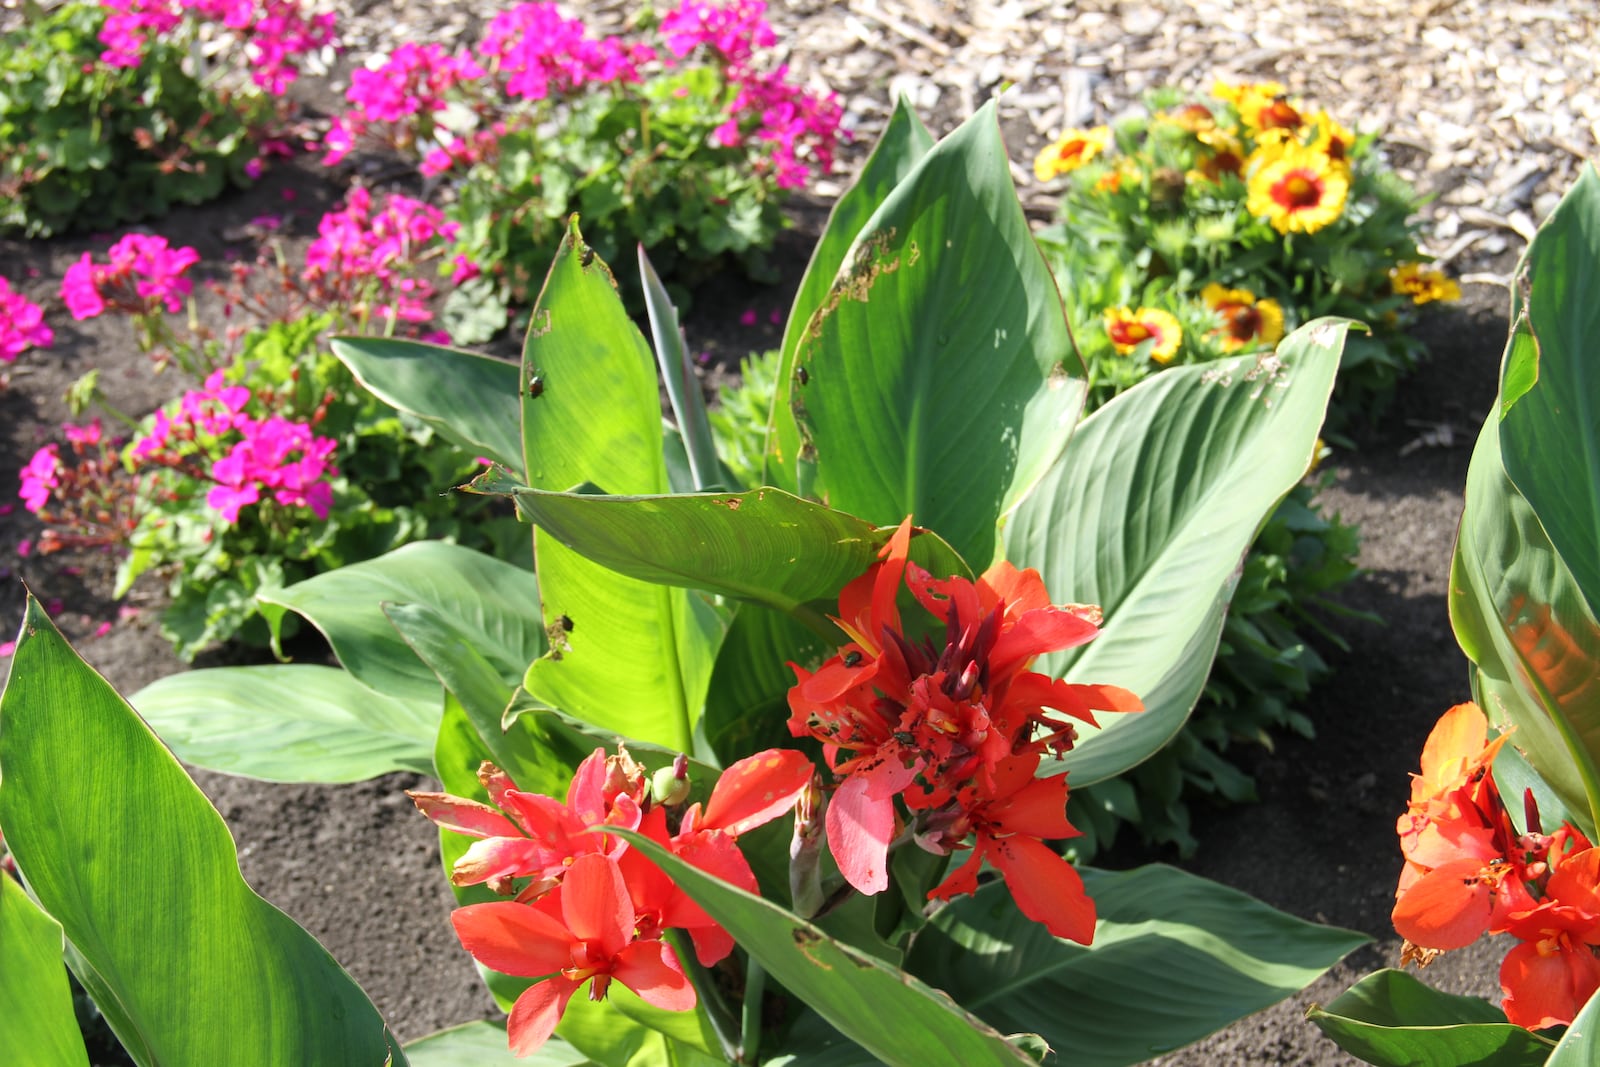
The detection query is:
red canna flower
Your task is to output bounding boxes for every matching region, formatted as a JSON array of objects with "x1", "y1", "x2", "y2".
[
  {"x1": 452, "y1": 853, "x2": 696, "y2": 1055},
  {"x1": 1501, "y1": 848, "x2": 1600, "y2": 1030},
  {"x1": 786, "y1": 517, "x2": 1141, "y2": 941}
]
